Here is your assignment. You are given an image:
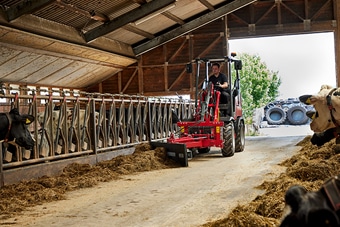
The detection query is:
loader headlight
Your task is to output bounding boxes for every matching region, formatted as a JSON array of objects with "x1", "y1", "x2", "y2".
[{"x1": 216, "y1": 126, "x2": 220, "y2": 133}]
